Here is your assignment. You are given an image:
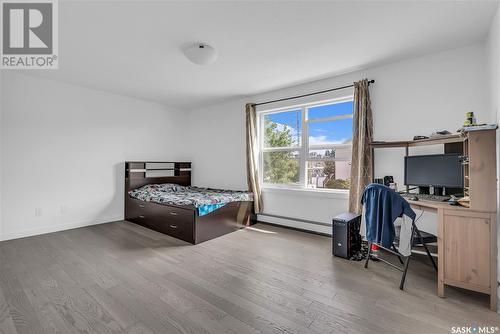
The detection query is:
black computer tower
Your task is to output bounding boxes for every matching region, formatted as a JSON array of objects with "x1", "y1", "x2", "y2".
[{"x1": 332, "y1": 213, "x2": 362, "y2": 259}]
